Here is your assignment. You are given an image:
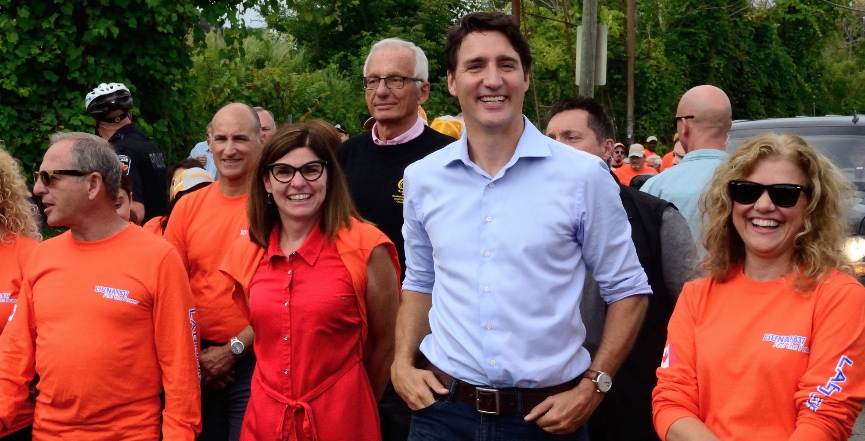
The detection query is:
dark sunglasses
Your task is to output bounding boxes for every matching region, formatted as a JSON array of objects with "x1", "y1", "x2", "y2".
[
  {"x1": 33, "y1": 169, "x2": 88, "y2": 186},
  {"x1": 266, "y1": 160, "x2": 327, "y2": 184},
  {"x1": 613, "y1": 150, "x2": 626, "y2": 155},
  {"x1": 728, "y1": 180, "x2": 810, "y2": 208}
]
